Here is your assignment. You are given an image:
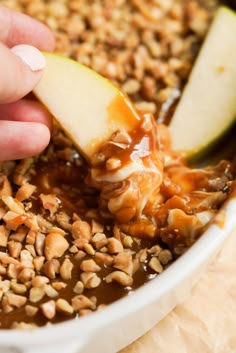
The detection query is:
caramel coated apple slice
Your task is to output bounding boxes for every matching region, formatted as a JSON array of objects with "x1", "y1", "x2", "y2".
[{"x1": 33, "y1": 52, "x2": 141, "y2": 160}]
